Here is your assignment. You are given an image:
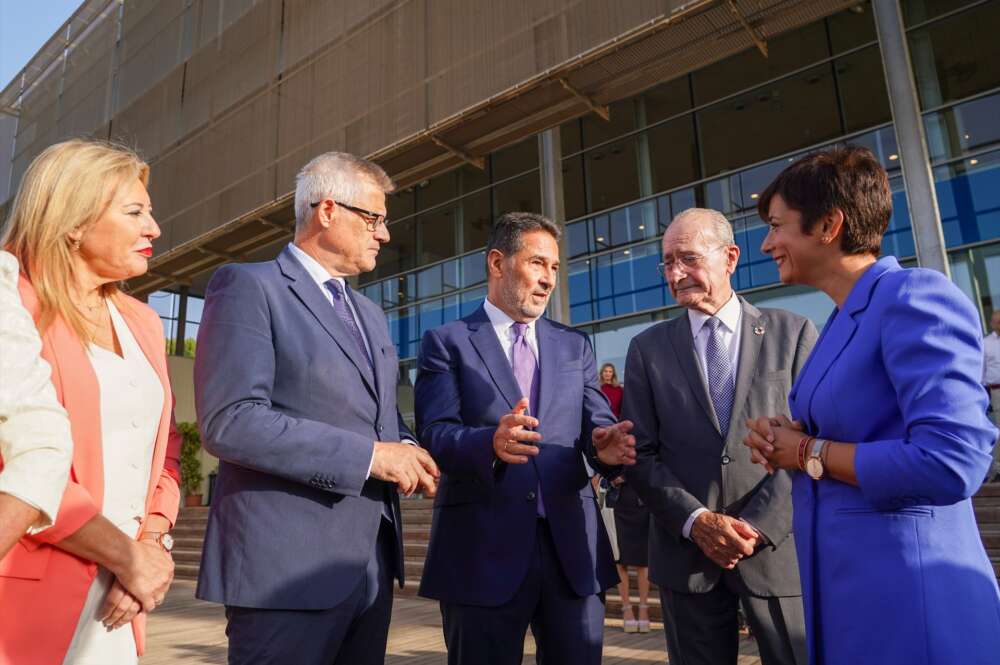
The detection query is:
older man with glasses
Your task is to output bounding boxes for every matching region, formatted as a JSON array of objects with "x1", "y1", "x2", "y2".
[{"x1": 622, "y1": 207, "x2": 816, "y2": 665}]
